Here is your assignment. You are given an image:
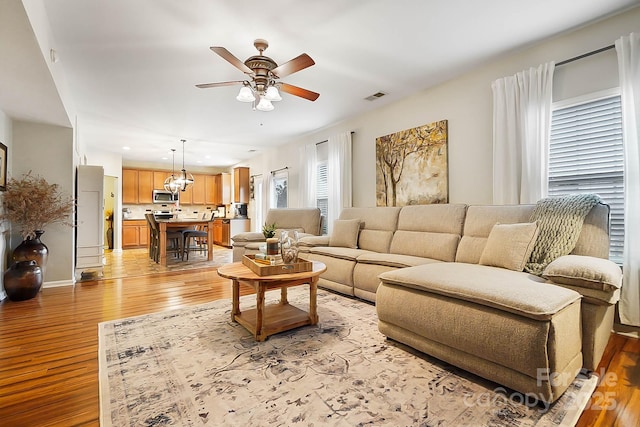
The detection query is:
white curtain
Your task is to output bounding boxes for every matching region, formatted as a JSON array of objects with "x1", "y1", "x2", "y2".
[
  {"x1": 253, "y1": 175, "x2": 264, "y2": 232},
  {"x1": 617, "y1": 32, "x2": 640, "y2": 327},
  {"x1": 299, "y1": 142, "x2": 317, "y2": 208},
  {"x1": 327, "y1": 132, "x2": 352, "y2": 232},
  {"x1": 491, "y1": 62, "x2": 555, "y2": 204}
]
